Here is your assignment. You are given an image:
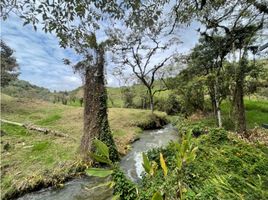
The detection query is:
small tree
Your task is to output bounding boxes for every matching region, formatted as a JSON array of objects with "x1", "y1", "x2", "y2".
[
  {"x1": 189, "y1": 36, "x2": 230, "y2": 127},
  {"x1": 121, "y1": 87, "x2": 135, "y2": 108},
  {"x1": 109, "y1": 22, "x2": 179, "y2": 112},
  {"x1": 0, "y1": 40, "x2": 19, "y2": 87}
]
